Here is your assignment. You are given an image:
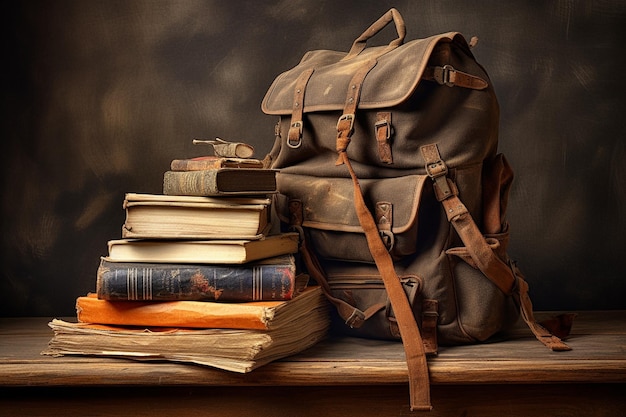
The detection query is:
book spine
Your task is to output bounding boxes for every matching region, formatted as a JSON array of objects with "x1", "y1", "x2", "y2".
[
  {"x1": 163, "y1": 170, "x2": 220, "y2": 196},
  {"x1": 96, "y1": 259, "x2": 297, "y2": 301}
]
